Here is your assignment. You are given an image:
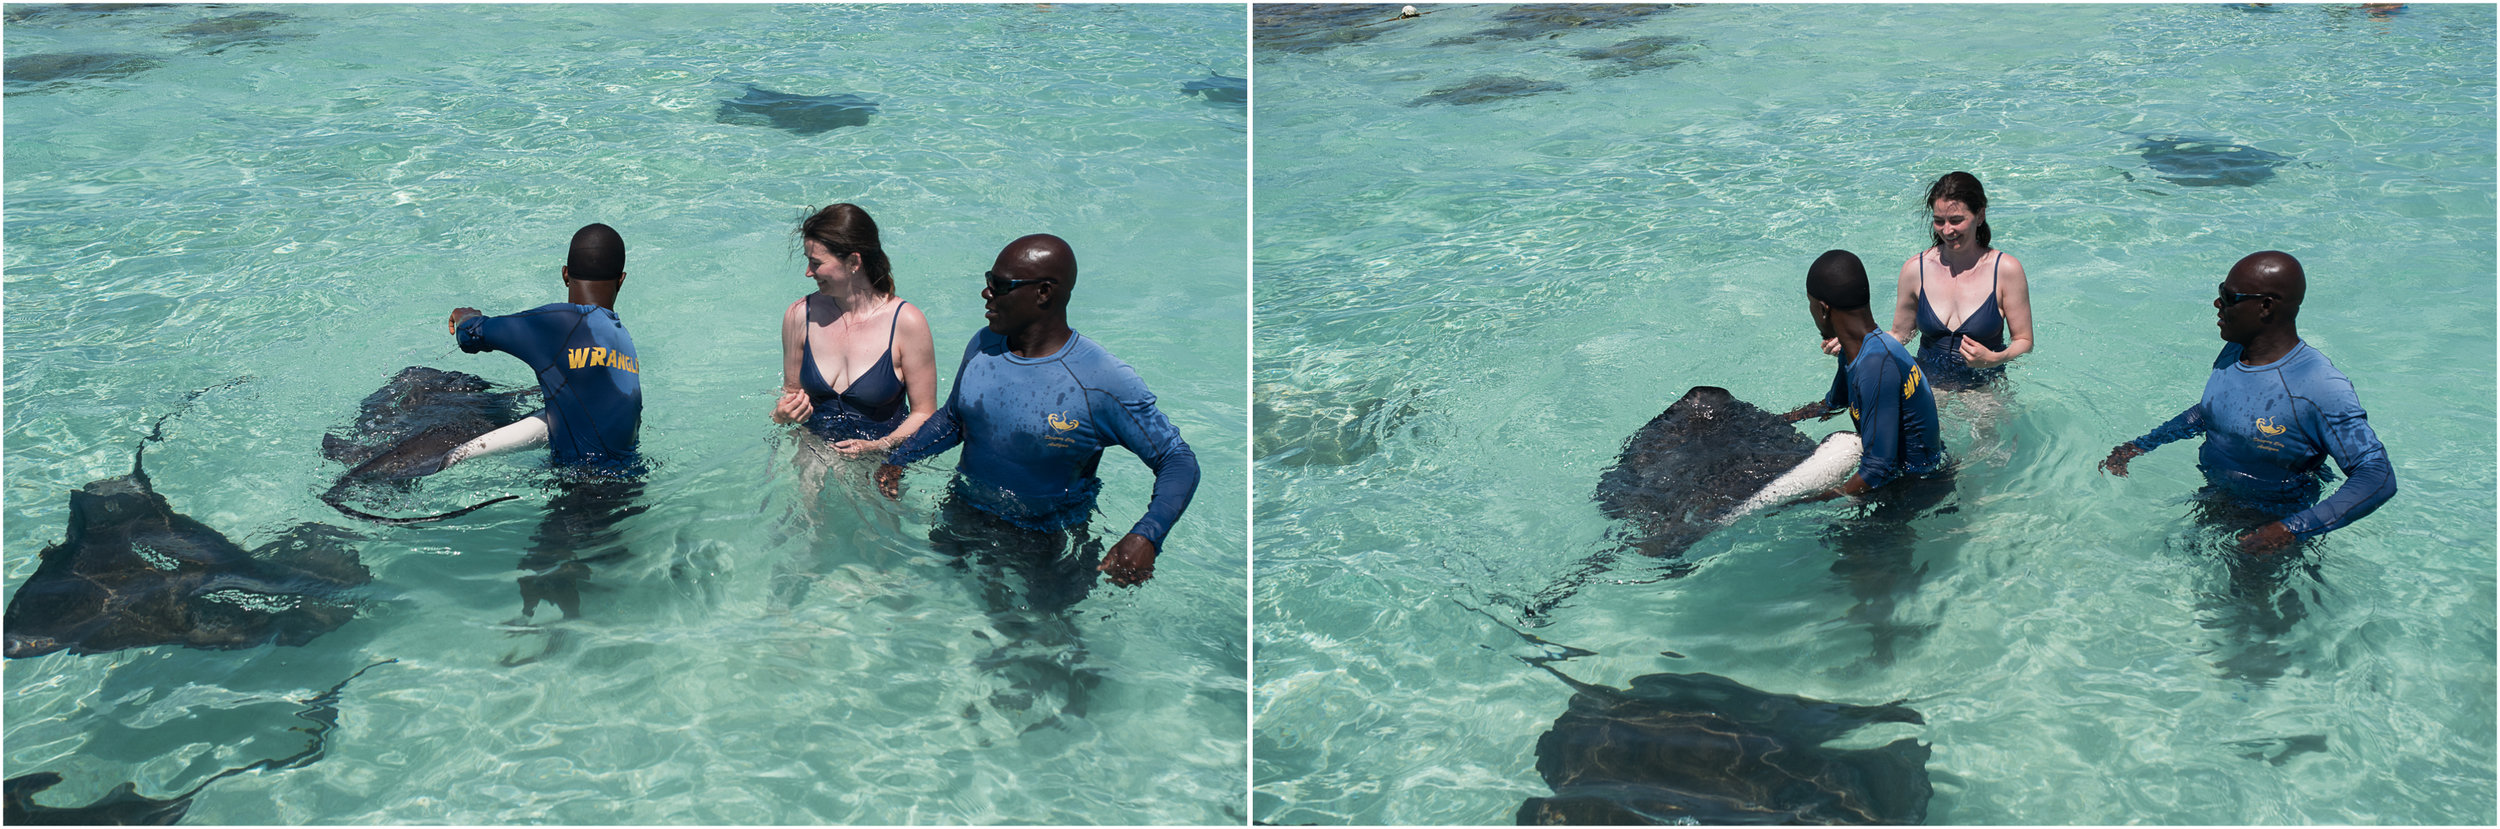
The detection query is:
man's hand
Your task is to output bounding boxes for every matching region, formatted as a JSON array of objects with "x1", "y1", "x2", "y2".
[
  {"x1": 2099, "y1": 443, "x2": 2145, "y2": 477},
  {"x1": 1100, "y1": 533, "x2": 1158, "y2": 587},
  {"x1": 874, "y1": 463, "x2": 905, "y2": 499},
  {"x1": 448, "y1": 307, "x2": 482, "y2": 334},
  {"x1": 2237, "y1": 522, "x2": 2296, "y2": 555},
  {"x1": 772, "y1": 391, "x2": 813, "y2": 425},
  {"x1": 1782, "y1": 401, "x2": 1833, "y2": 424}
]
